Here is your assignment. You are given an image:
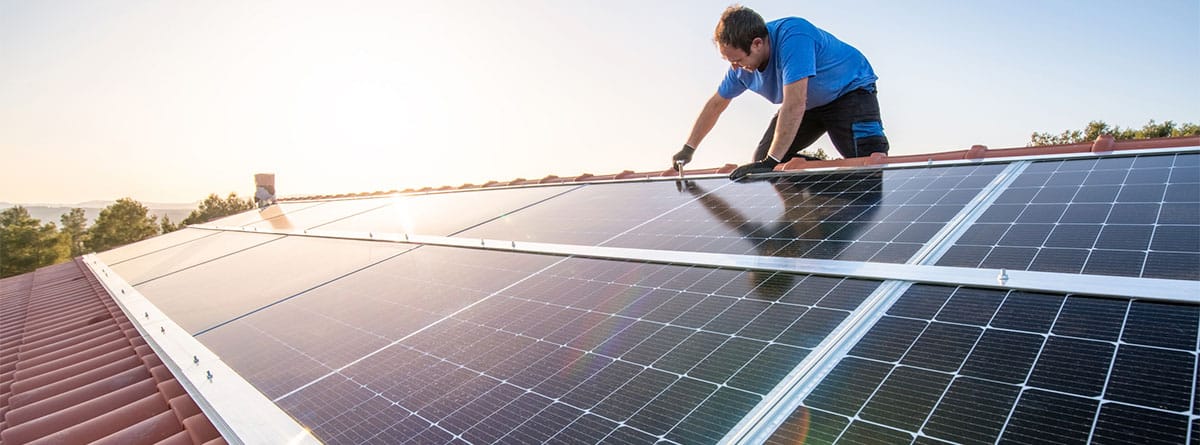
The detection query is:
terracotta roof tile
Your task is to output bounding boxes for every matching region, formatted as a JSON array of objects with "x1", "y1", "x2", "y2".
[{"x1": 0, "y1": 259, "x2": 225, "y2": 445}]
